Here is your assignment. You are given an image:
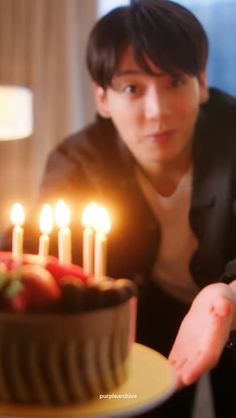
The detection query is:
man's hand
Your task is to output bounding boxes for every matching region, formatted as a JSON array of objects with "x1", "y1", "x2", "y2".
[{"x1": 168, "y1": 283, "x2": 236, "y2": 388}]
